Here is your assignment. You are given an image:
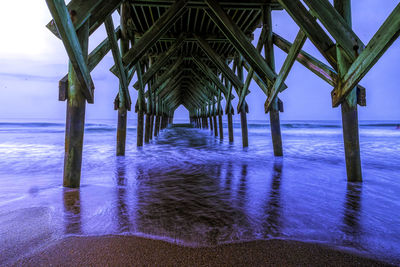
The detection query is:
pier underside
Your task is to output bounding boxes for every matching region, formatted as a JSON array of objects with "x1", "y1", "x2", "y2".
[{"x1": 44, "y1": 0, "x2": 400, "y2": 187}]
